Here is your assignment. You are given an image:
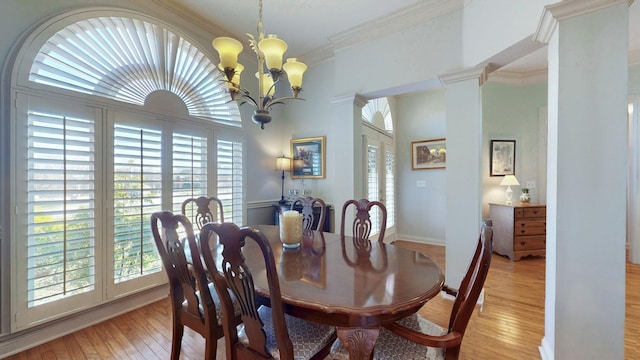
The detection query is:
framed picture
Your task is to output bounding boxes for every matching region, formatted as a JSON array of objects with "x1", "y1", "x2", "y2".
[
  {"x1": 490, "y1": 140, "x2": 516, "y2": 176},
  {"x1": 291, "y1": 136, "x2": 325, "y2": 178},
  {"x1": 411, "y1": 138, "x2": 446, "y2": 170}
]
